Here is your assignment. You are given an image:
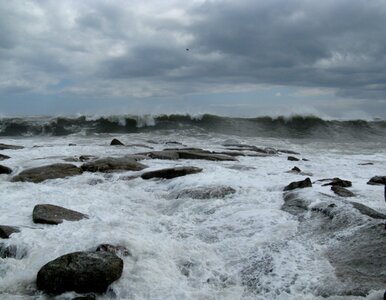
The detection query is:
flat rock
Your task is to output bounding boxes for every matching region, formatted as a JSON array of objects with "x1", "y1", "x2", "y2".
[
  {"x1": 36, "y1": 251, "x2": 123, "y2": 294},
  {"x1": 177, "y1": 150, "x2": 237, "y2": 161},
  {"x1": 367, "y1": 176, "x2": 386, "y2": 185},
  {"x1": 33, "y1": 204, "x2": 87, "y2": 225},
  {"x1": 110, "y1": 138, "x2": 124, "y2": 146},
  {"x1": 287, "y1": 156, "x2": 300, "y2": 161},
  {"x1": 0, "y1": 164, "x2": 12, "y2": 174},
  {"x1": 173, "y1": 186, "x2": 236, "y2": 199},
  {"x1": 322, "y1": 178, "x2": 352, "y2": 187},
  {"x1": 141, "y1": 166, "x2": 202, "y2": 180},
  {"x1": 81, "y1": 157, "x2": 147, "y2": 173},
  {"x1": 0, "y1": 225, "x2": 20, "y2": 239},
  {"x1": 283, "y1": 177, "x2": 312, "y2": 191},
  {"x1": 331, "y1": 186, "x2": 355, "y2": 197},
  {"x1": 0, "y1": 143, "x2": 24, "y2": 150},
  {"x1": 278, "y1": 149, "x2": 300, "y2": 155},
  {"x1": 0, "y1": 154, "x2": 10, "y2": 160},
  {"x1": 350, "y1": 202, "x2": 386, "y2": 219}
]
